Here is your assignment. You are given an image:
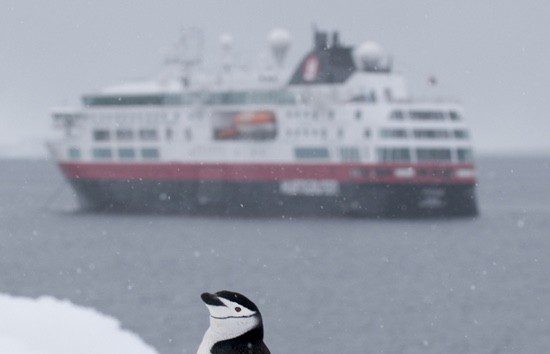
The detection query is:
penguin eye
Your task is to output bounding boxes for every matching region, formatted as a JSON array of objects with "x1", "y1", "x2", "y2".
[{"x1": 235, "y1": 307, "x2": 241, "y2": 312}]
